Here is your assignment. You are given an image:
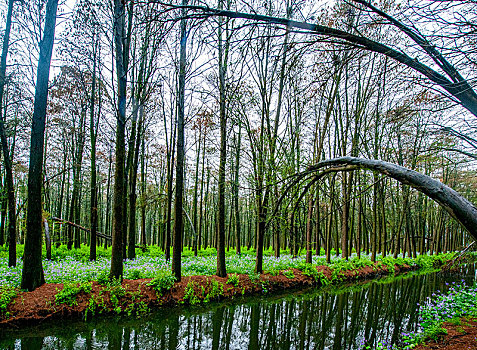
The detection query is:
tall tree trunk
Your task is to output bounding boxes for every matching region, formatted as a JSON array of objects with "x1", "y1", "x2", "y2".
[
  {"x1": 0, "y1": 0, "x2": 16, "y2": 267},
  {"x1": 305, "y1": 194, "x2": 313, "y2": 263},
  {"x1": 198, "y1": 132, "x2": 206, "y2": 252},
  {"x1": 67, "y1": 113, "x2": 86, "y2": 250},
  {"x1": 0, "y1": 185, "x2": 5, "y2": 247},
  {"x1": 21, "y1": 0, "x2": 59, "y2": 291},
  {"x1": 104, "y1": 148, "x2": 112, "y2": 247},
  {"x1": 127, "y1": 102, "x2": 143, "y2": 260},
  {"x1": 89, "y1": 34, "x2": 99, "y2": 261},
  {"x1": 192, "y1": 126, "x2": 201, "y2": 256},
  {"x1": 216, "y1": 0, "x2": 228, "y2": 277},
  {"x1": 172, "y1": 3, "x2": 188, "y2": 281},
  {"x1": 341, "y1": 173, "x2": 351, "y2": 259},
  {"x1": 233, "y1": 128, "x2": 241, "y2": 255},
  {"x1": 140, "y1": 138, "x2": 146, "y2": 247},
  {"x1": 110, "y1": 0, "x2": 128, "y2": 280}
]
